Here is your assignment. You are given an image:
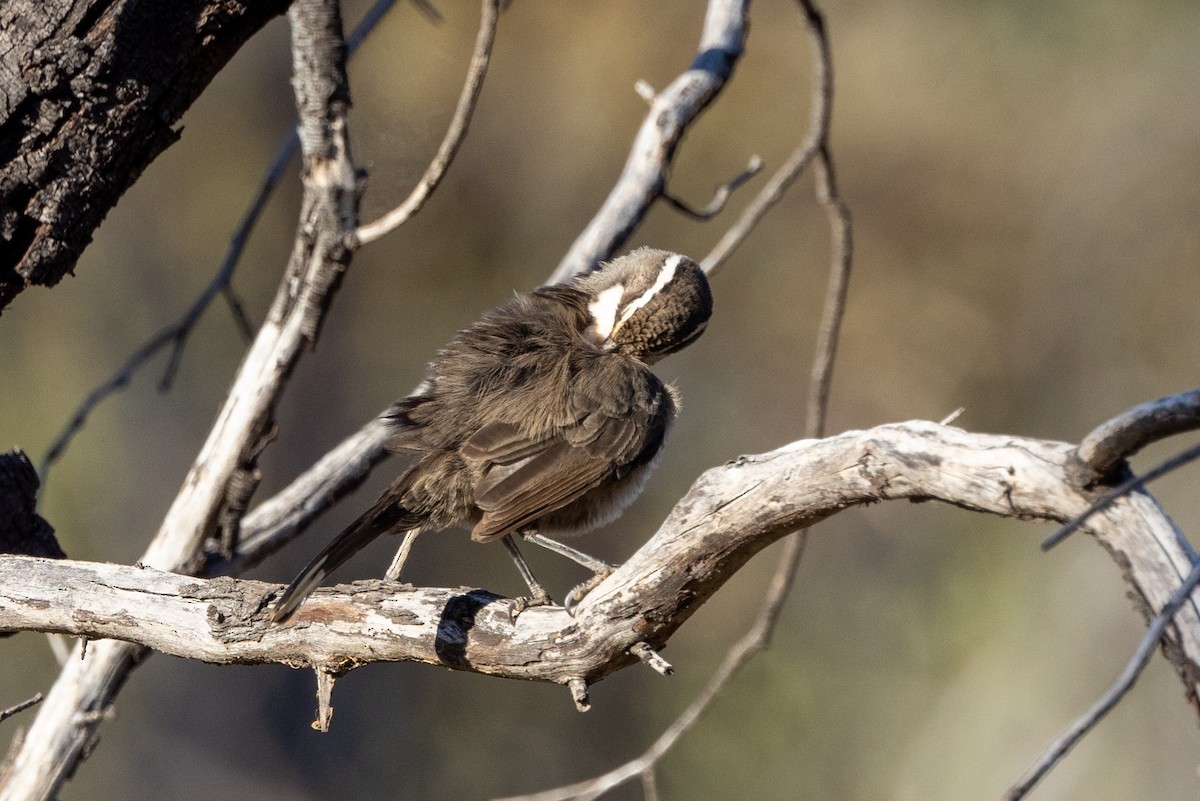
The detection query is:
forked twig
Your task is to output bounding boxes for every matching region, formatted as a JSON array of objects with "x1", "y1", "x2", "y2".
[
  {"x1": 549, "y1": 0, "x2": 751, "y2": 283},
  {"x1": 702, "y1": 0, "x2": 837, "y2": 278},
  {"x1": 660, "y1": 155, "x2": 763, "y2": 220}
]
